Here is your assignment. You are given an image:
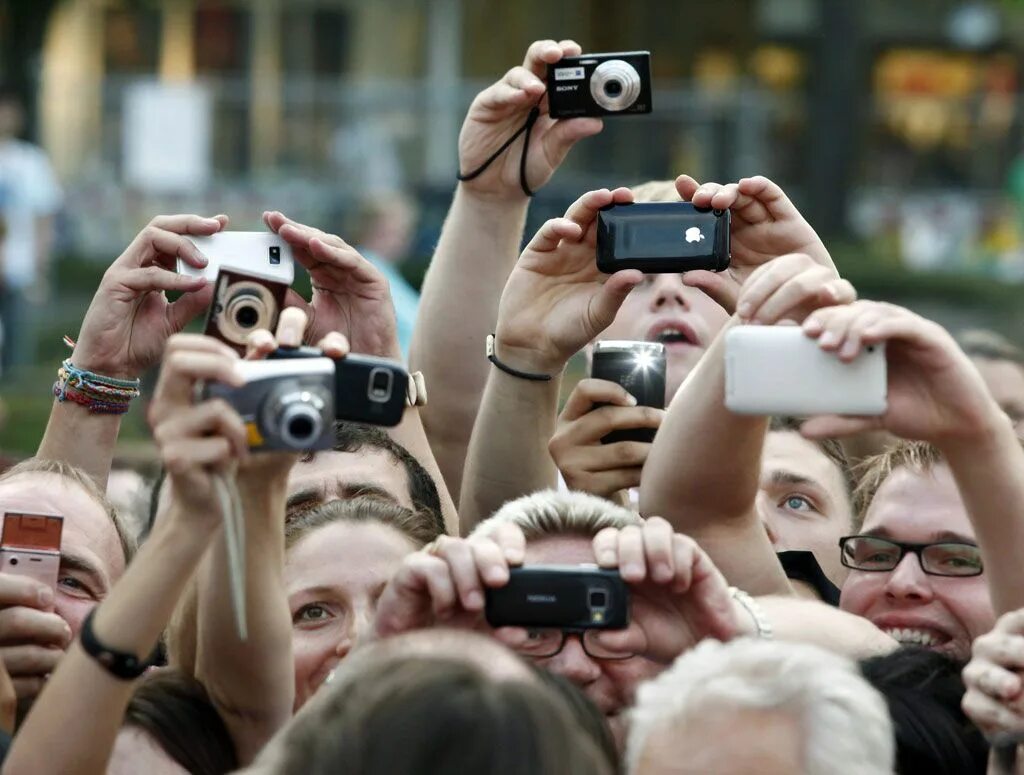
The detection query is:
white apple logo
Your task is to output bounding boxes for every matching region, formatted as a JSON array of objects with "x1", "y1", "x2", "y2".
[{"x1": 685, "y1": 227, "x2": 705, "y2": 243}]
